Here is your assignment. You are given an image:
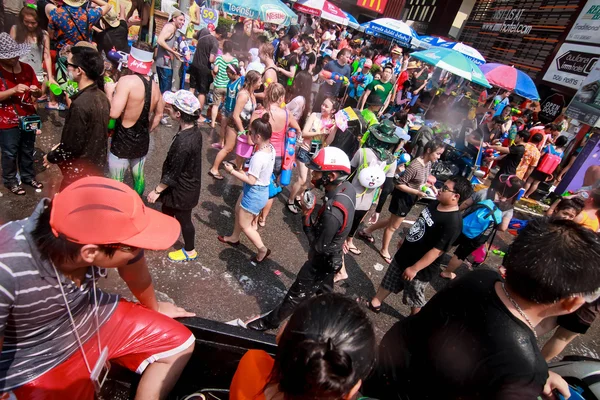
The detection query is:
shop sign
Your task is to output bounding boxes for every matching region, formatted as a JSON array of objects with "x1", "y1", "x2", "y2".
[
  {"x1": 543, "y1": 43, "x2": 600, "y2": 90},
  {"x1": 566, "y1": 0, "x2": 600, "y2": 45}
]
